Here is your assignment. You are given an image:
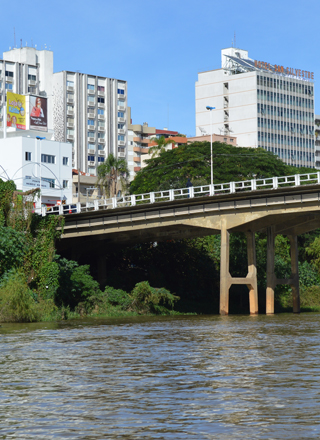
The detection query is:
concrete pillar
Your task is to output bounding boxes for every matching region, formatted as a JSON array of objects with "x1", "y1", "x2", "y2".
[
  {"x1": 289, "y1": 235, "x2": 300, "y2": 313},
  {"x1": 246, "y1": 231, "x2": 258, "y2": 314},
  {"x1": 266, "y1": 226, "x2": 276, "y2": 314},
  {"x1": 220, "y1": 220, "x2": 231, "y2": 315}
]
